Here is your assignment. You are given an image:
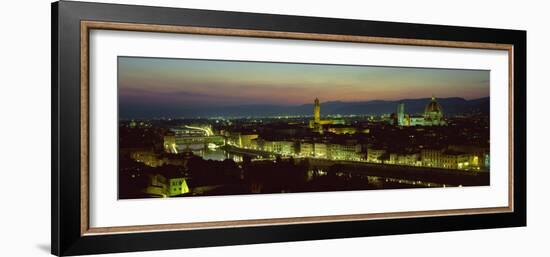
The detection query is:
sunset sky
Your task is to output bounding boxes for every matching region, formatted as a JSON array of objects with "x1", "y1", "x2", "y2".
[{"x1": 118, "y1": 56, "x2": 489, "y2": 117}]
